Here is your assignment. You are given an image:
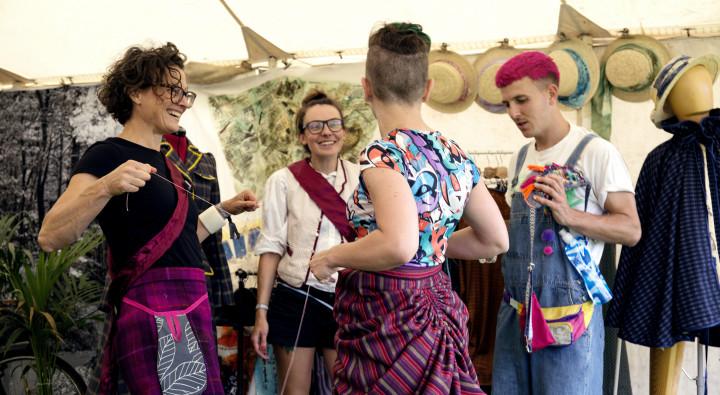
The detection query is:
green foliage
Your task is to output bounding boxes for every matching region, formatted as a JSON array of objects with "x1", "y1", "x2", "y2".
[{"x1": 0, "y1": 214, "x2": 103, "y2": 394}]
